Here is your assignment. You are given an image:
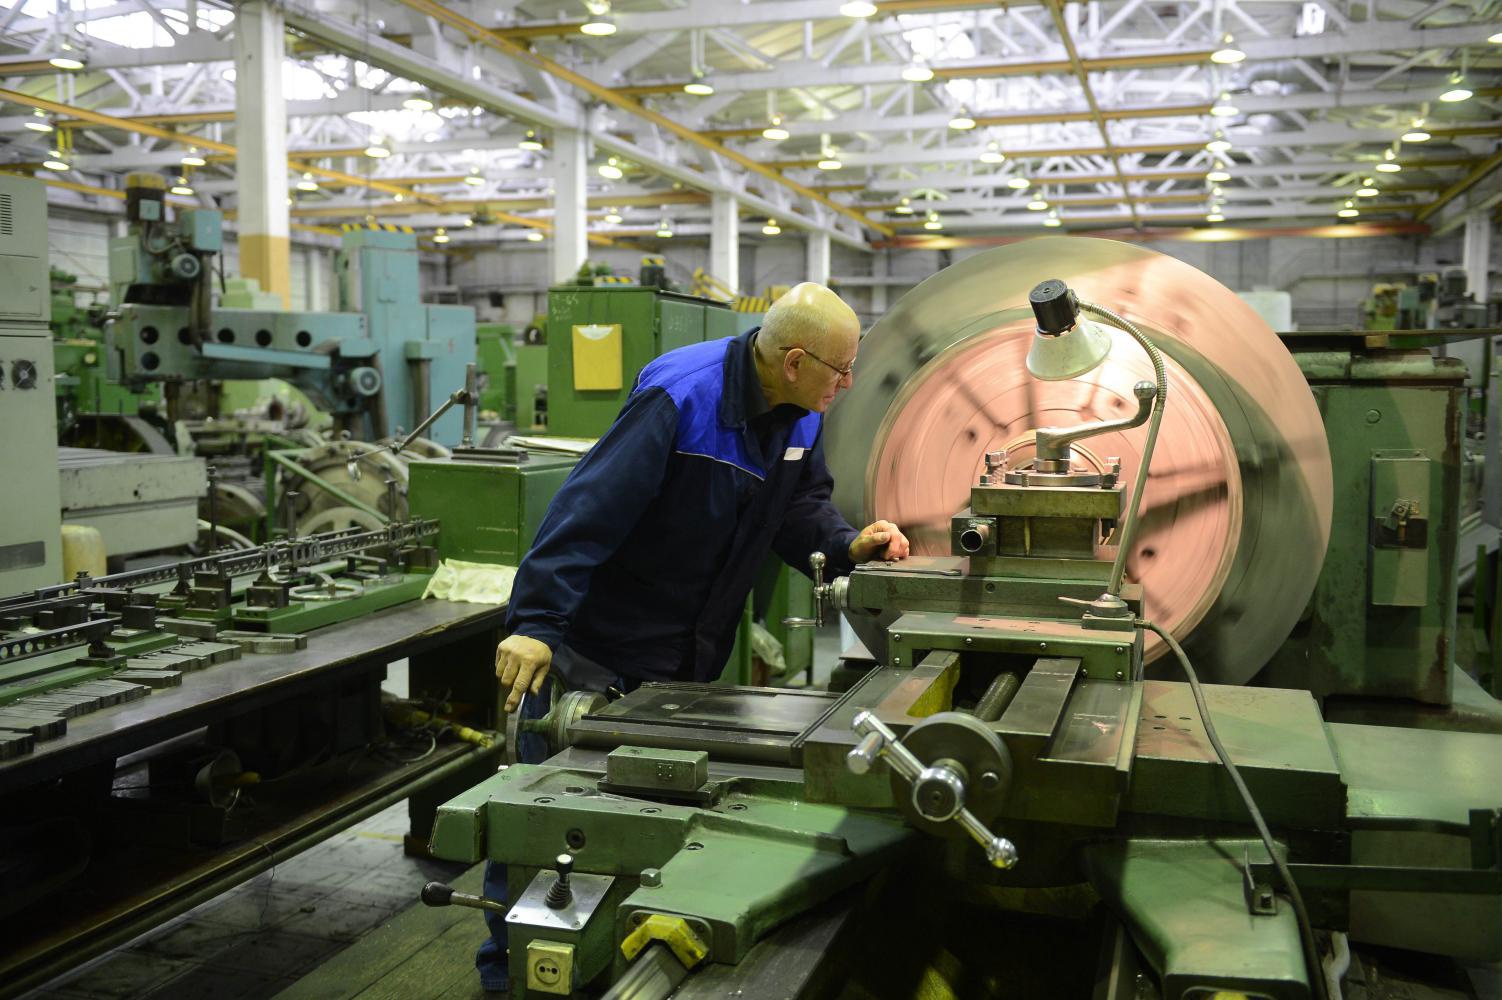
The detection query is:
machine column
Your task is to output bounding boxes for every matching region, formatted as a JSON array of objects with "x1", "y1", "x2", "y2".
[
  {"x1": 710, "y1": 192, "x2": 740, "y2": 293},
  {"x1": 1464, "y1": 209, "x2": 1491, "y2": 304},
  {"x1": 551, "y1": 127, "x2": 588, "y2": 286},
  {"x1": 806, "y1": 229, "x2": 831, "y2": 287},
  {"x1": 233, "y1": 0, "x2": 290, "y2": 308}
]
